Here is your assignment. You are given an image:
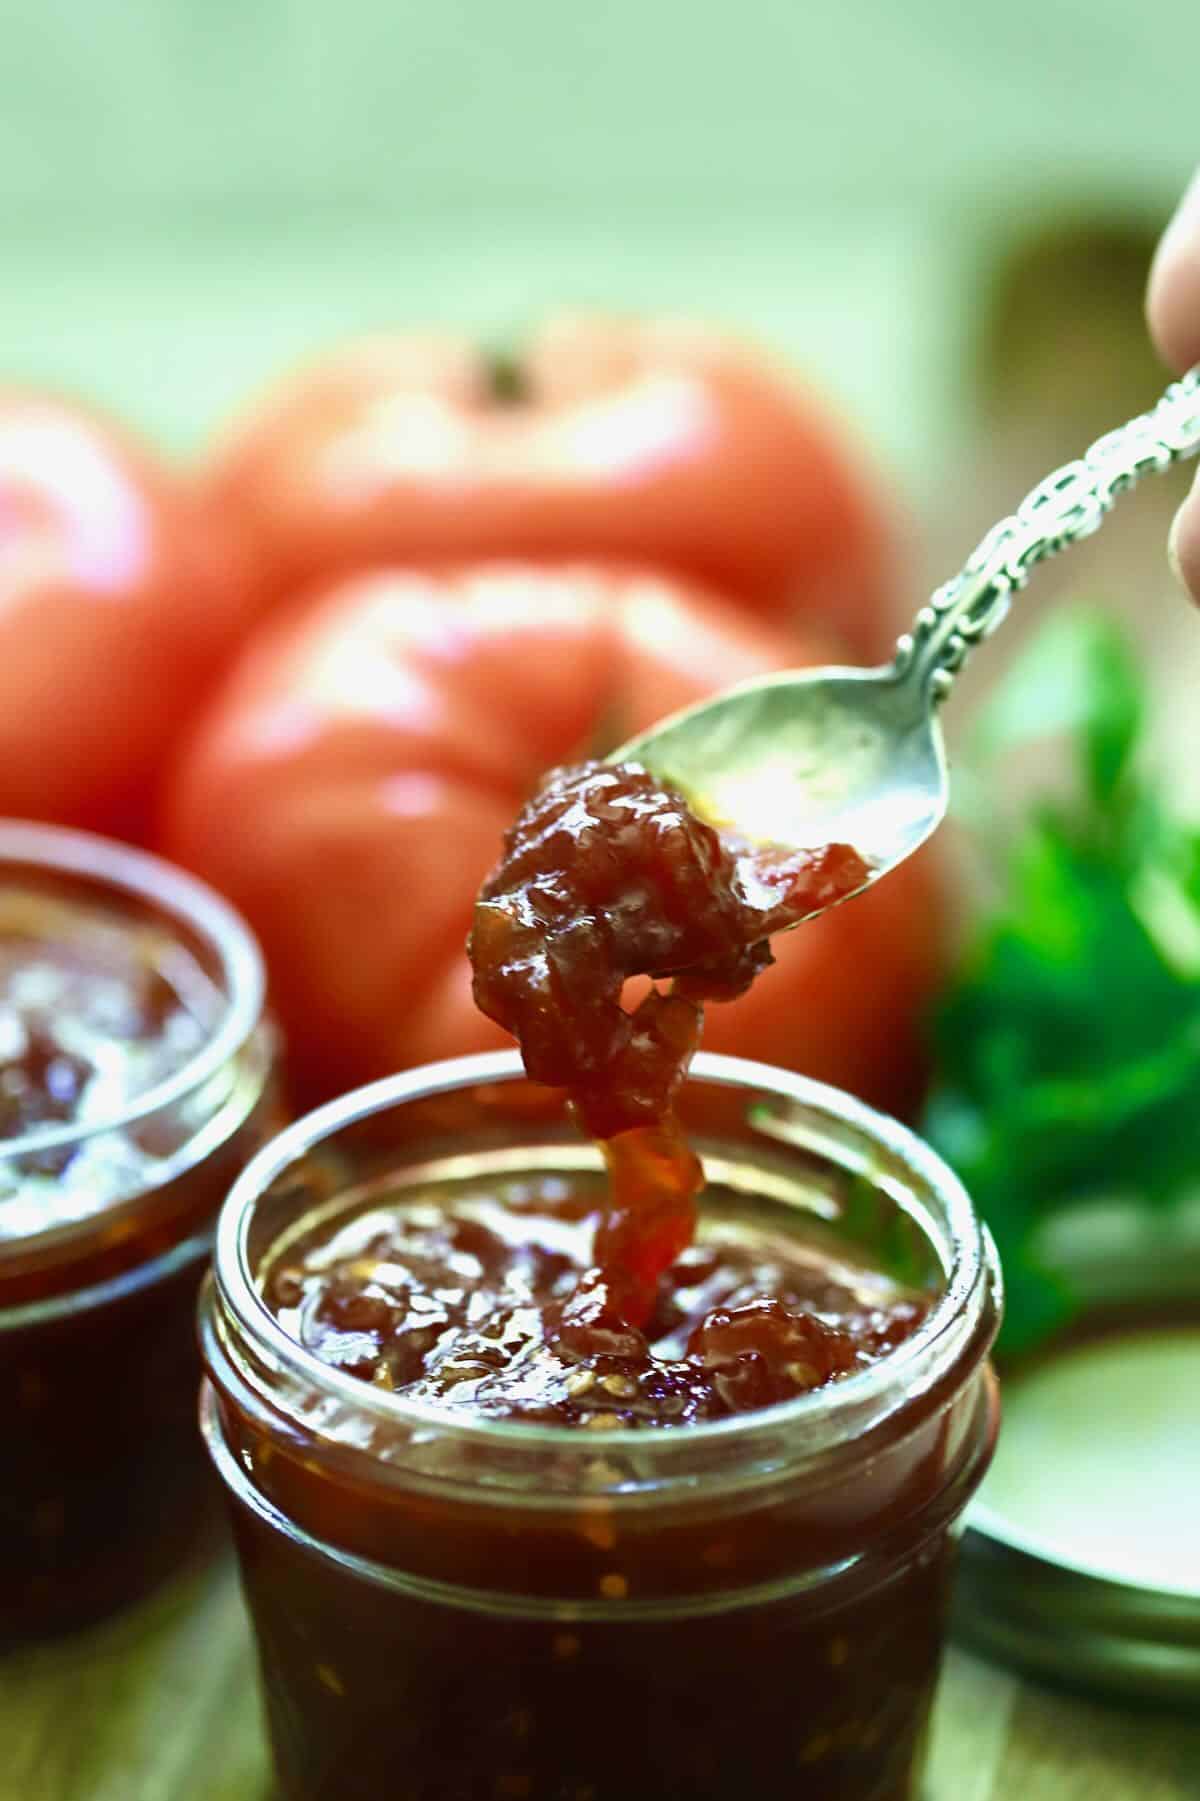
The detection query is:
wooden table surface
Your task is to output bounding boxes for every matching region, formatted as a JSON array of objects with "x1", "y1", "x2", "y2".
[{"x1": 2, "y1": 1551, "x2": 1196, "y2": 1801}]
